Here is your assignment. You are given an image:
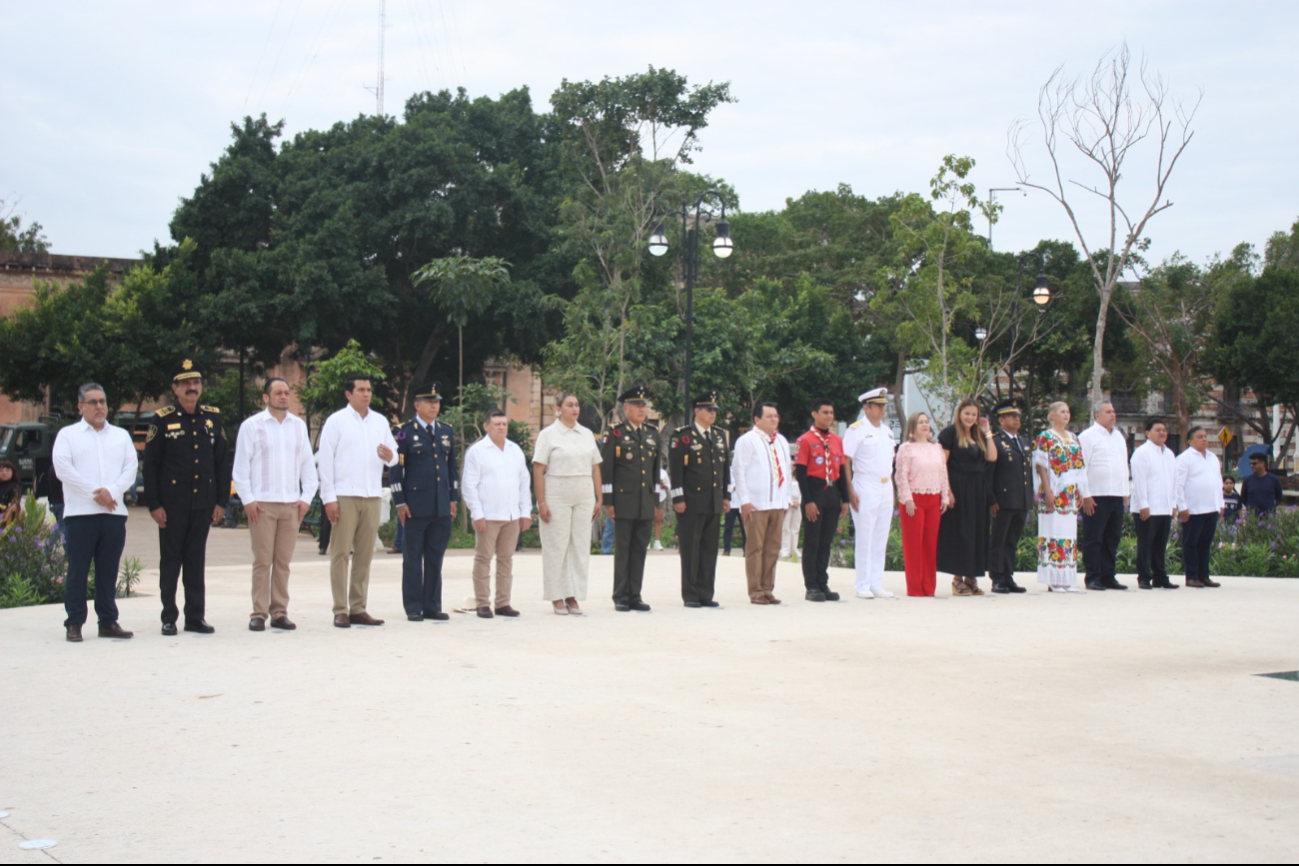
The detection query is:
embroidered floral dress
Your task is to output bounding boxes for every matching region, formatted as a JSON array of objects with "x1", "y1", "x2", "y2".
[{"x1": 1033, "y1": 428, "x2": 1090, "y2": 586}]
